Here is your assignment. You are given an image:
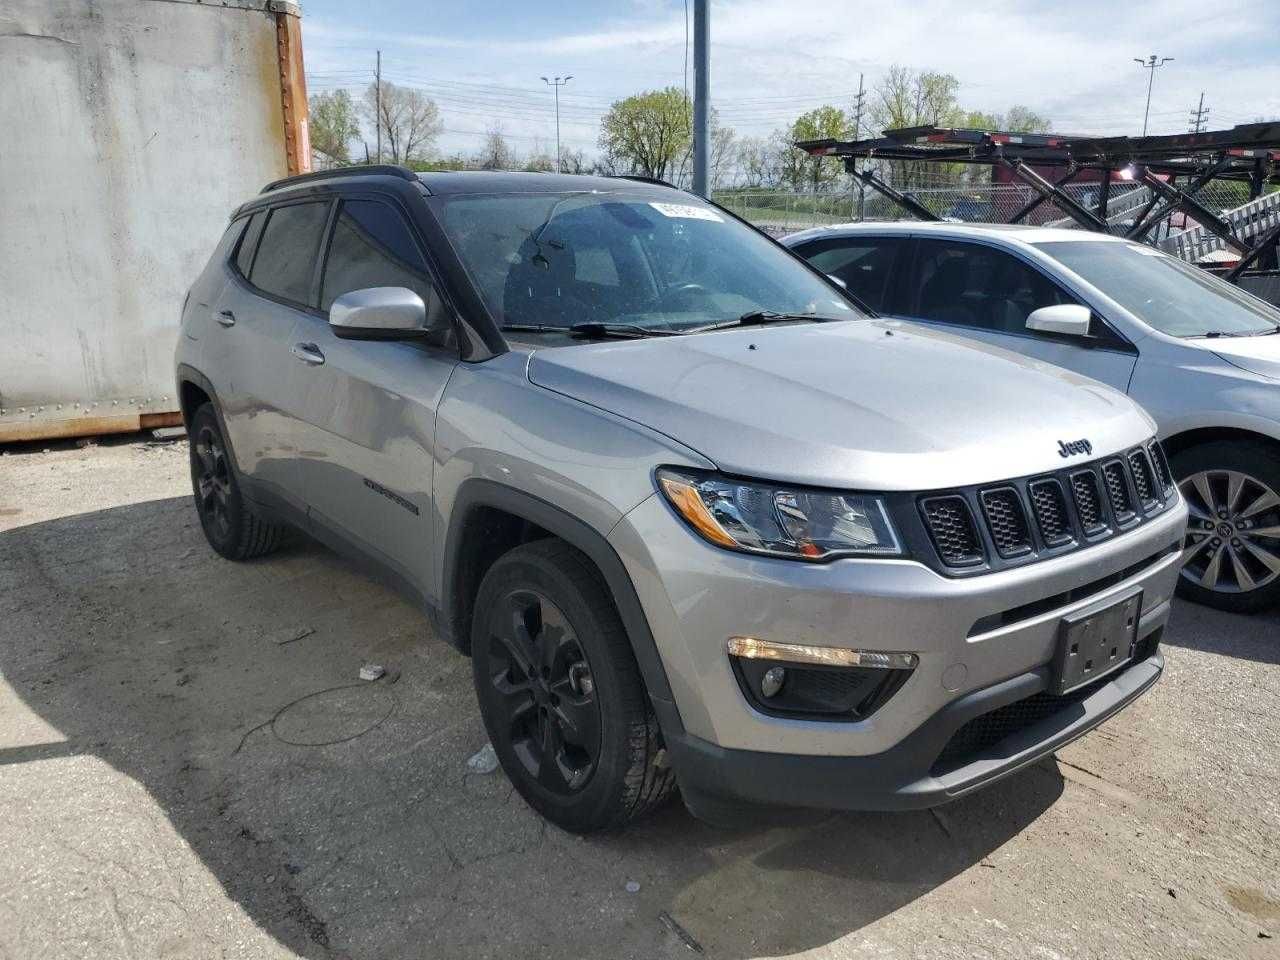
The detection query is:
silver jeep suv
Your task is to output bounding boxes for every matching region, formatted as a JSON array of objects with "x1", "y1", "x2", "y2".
[{"x1": 176, "y1": 167, "x2": 1187, "y2": 831}]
